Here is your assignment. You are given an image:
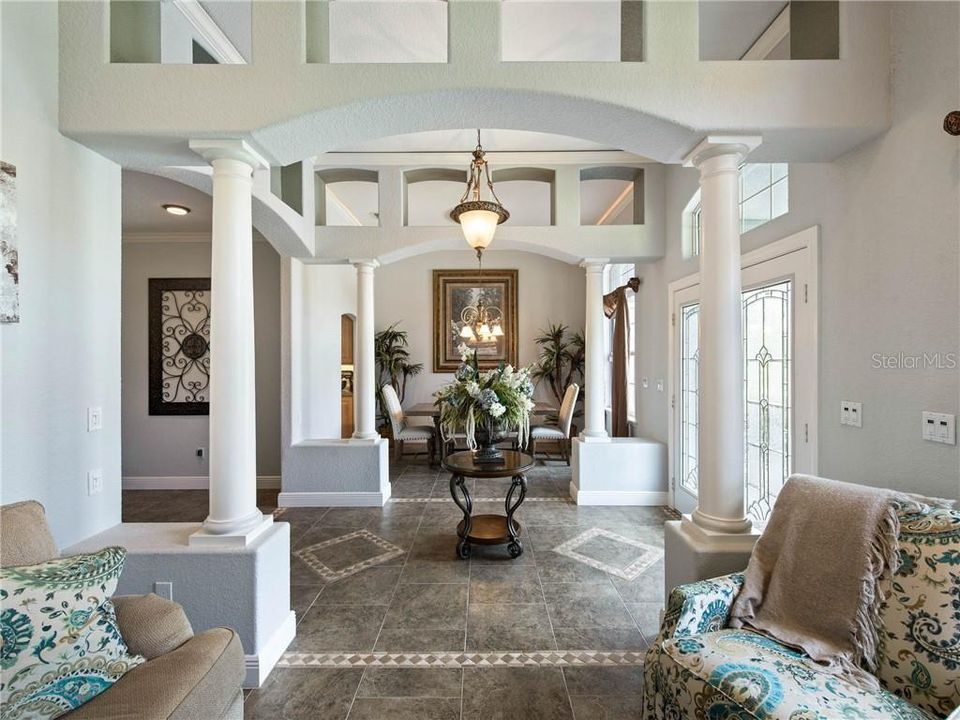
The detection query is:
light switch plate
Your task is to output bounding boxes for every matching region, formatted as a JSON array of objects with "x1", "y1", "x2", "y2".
[
  {"x1": 87, "y1": 469, "x2": 103, "y2": 496},
  {"x1": 87, "y1": 406, "x2": 102, "y2": 432},
  {"x1": 840, "y1": 401, "x2": 862, "y2": 428},
  {"x1": 922, "y1": 411, "x2": 956, "y2": 445}
]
